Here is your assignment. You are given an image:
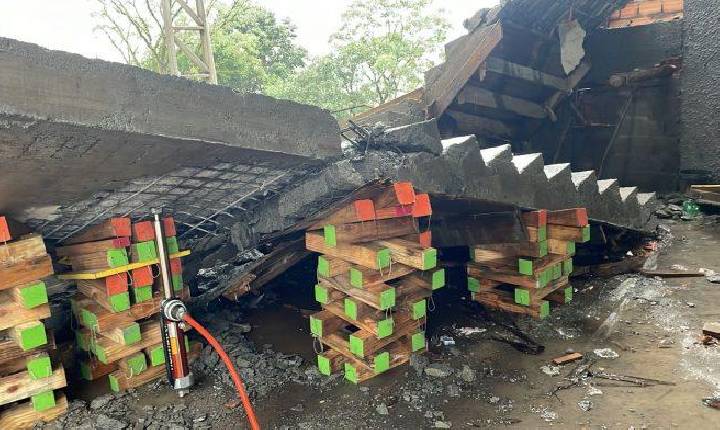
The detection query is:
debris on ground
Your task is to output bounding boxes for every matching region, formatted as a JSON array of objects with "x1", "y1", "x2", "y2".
[
  {"x1": 702, "y1": 398, "x2": 720, "y2": 410},
  {"x1": 552, "y1": 352, "x2": 583, "y2": 365},
  {"x1": 593, "y1": 348, "x2": 620, "y2": 359}
]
